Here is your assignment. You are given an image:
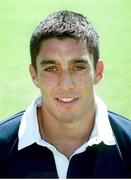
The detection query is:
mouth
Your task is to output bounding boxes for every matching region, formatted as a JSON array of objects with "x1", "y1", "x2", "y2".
[{"x1": 55, "y1": 97, "x2": 79, "y2": 108}]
